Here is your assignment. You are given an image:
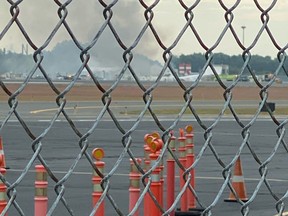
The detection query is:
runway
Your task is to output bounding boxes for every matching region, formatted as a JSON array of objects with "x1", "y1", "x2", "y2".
[{"x1": 2, "y1": 99, "x2": 288, "y2": 123}]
